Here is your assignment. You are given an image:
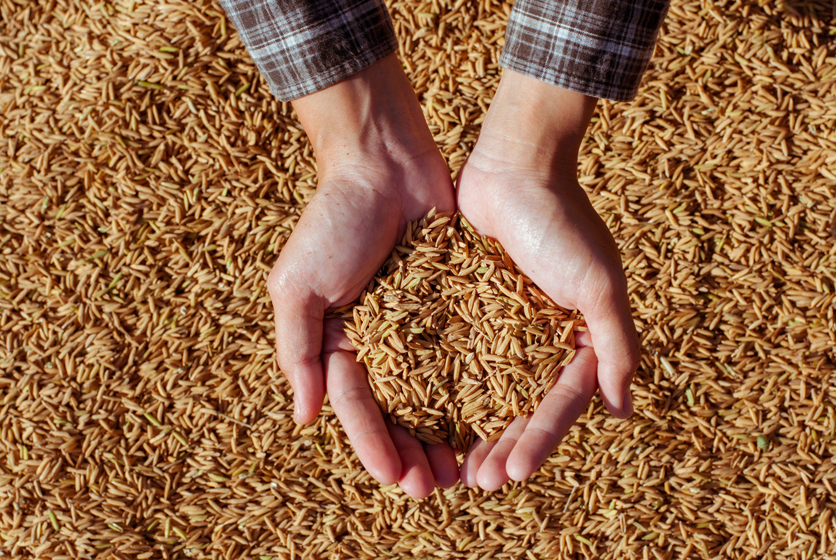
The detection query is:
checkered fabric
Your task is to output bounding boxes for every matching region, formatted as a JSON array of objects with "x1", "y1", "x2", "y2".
[
  {"x1": 218, "y1": 0, "x2": 398, "y2": 101},
  {"x1": 218, "y1": 0, "x2": 669, "y2": 102},
  {"x1": 500, "y1": 0, "x2": 670, "y2": 101}
]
